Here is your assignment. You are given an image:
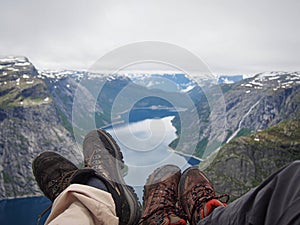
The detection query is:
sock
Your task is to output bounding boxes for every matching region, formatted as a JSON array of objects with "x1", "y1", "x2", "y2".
[
  {"x1": 87, "y1": 177, "x2": 108, "y2": 192},
  {"x1": 202, "y1": 199, "x2": 226, "y2": 218}
]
